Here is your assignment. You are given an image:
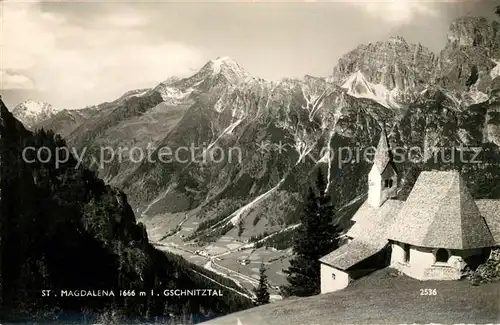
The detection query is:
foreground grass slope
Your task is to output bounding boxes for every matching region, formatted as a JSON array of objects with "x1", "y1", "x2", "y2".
[{"x1": 201, "y1": 269, "x2": 500, "y2": 325}]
